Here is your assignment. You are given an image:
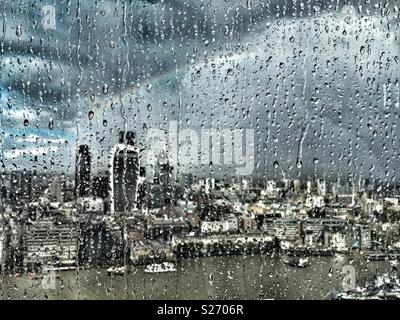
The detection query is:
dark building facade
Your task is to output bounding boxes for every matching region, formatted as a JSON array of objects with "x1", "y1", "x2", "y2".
[
  {"x1": 147, "y1": 161, "x2": 174, "y2": 209},
  {"x1": 93, "y1": 176, "x2": 109, "y2": 199},
  {"x1": 75, "y1": 145, "x2": 91, "y2": 197}
]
